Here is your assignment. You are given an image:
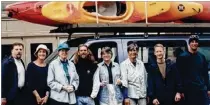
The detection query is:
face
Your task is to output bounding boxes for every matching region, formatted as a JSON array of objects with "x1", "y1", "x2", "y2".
[
  {"x1": 189, "y1": 40, "x2": 199, "y2": 51},
  {"x1": 58, "y1": 49, "x2": 69, "y2": 60},
  {"x1": 37, "y1": 49, "x2": 47, "y2": 60},
  {"x1": 78, "y1": 46, "x2": 88, "y2": 59},
  {"x1": 12, "y1": 45, "x2": 23, "y2": 59},
  {"x1": 128, "y1": 49, "x2": 138, "y2": 59},
  {"x1": 154, "y1": 46, "x2": 165, "y2": 59},
  {"x1": 102, "y1": 52, "x2": 112, "y2": 62}
]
